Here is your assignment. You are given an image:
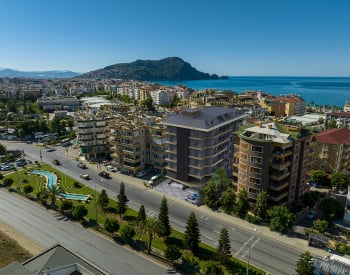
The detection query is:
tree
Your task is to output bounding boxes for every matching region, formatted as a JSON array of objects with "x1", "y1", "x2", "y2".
[
  {"x1": 37, "y1": 188, "x2": 49, "y2": 206},
  {"x1": 137, "y1": 217, "x2": 163, "y2": 254},
  {"x1": 312, "y1": 219, "x2": 328, "y2": 234},
  {"x1": 119, "y1": 225, "x2": 136, "y2": 241},
  {"x1": 117, "y1": 182, "x2": 128, "y2": 202},
  {"x1": 97, "y1": 189, "x2": 109, "y2": 211},
  {"x1": 311, "y1": 170, "x2": 328, "y2": 186},
  {"x1": 104, "y1": 218, "x2": 120, "y2": 236},
  {"x1": 23, "y1": 185, "x2": 33, "y2": 197},
  {"x1": 321, "y1": 197, "x2": 344, "y2": 222},
  {"x1": 60, "y1": 200, "x2": 73, "y2": 213},
  {"x1": 137, "y1": 205, "x2": 147, "y2": 225},
  {"x1": 48, "y1": 184, "x2": 62, "y2": 209},
  {"x1": 254, "y1": 191, "x2": 268, "y2": 220},
  {"x1": 0, "y1": 143, "x2": 6, "y2": 155},
  {"x1": 184, "y1": 212, "x2": 200, "y2": 254},
  {"x1": 236, "y1": 188, "x2": 249, "y2": 218},
  {"x1": 165, "y1": 245, "x2": 181, "y2": 264},
  {"x1": 203, "y1": 181, "x2": 219, "y2": 209},
  {"x1": 72, "y1": 205, "x2": 88, "y2": 221},
  {"x1": 295, "y1": 251, "x2": 314, "y2": 275},
  {"x1": 3, "y1": 178, "x2": 14, "y2": 190},
  {"x1": 268, "y1": 206, "x2": 295, "y2": 233},
  {"x1": 158, "y1": 196, "x2": 171, "y2": 238},
  {"x1": 220, "y1": 187, "x2": 236, "y2": 214},
  {"x1": 116, "y1": 199, "x2": 127, "y2": 218},
  {"x1": 201, "y1": 261, "x2": 224, "y2": 275},
  {"x1": 216, "y1": 227, "x2": 231, "y2": 265},
  {"x1": 328, "y1": 119, "x2": 337, "y2": 128},
  {"x1": 0, "y1": 172, "x2": 3, "y2": 182},
  {"x1": 331, "y1": 173, "x2": 349, "y2": 189}
]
